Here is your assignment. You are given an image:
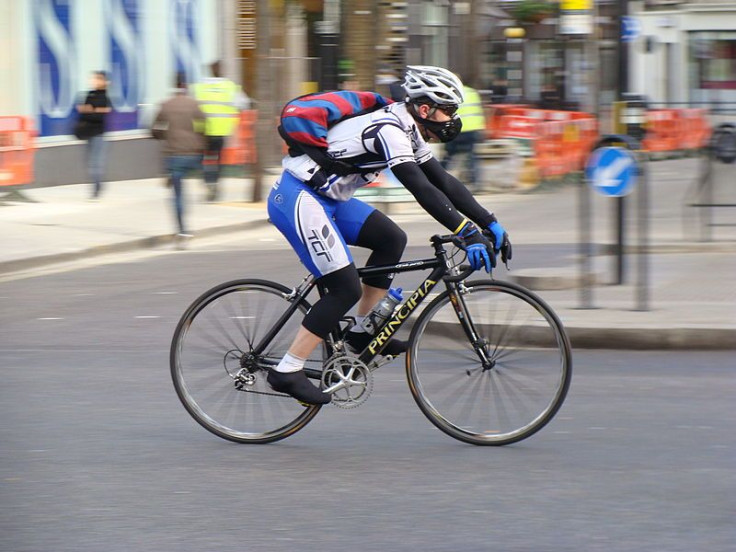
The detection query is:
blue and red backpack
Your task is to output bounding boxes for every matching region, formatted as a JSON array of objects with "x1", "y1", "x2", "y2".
[{"x1": 278, "y1": 91, "x2": 393, "y2": 175}]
